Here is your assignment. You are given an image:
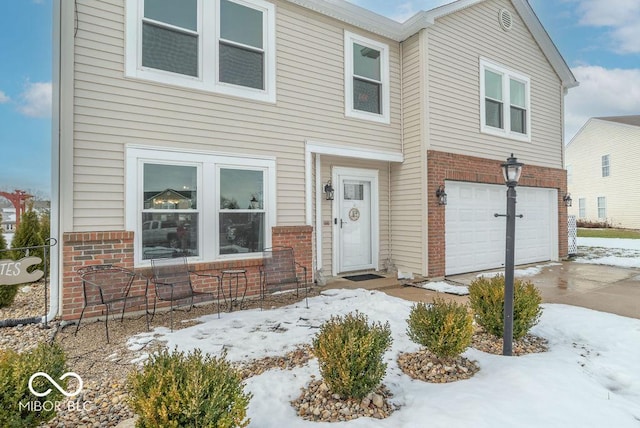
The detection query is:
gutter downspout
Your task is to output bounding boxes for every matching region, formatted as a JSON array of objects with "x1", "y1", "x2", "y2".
[{"x1": 48, "y1": 0, "x2": 62, "y2": 323}]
